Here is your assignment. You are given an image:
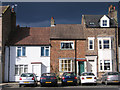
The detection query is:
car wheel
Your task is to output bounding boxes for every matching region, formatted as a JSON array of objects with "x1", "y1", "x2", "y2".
[
  {"x1": 105, "y1": 81, "x2": 108, "y2": 85},
  {"x1": 62, "y1": 83, "x2": 65, "y2": 86},
  {"x1": 81, "y1": 83, "x2": 83, "y2": 86},
  {"x1": 19, "y1": 84, "x2": 22, "y2": 87}
]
